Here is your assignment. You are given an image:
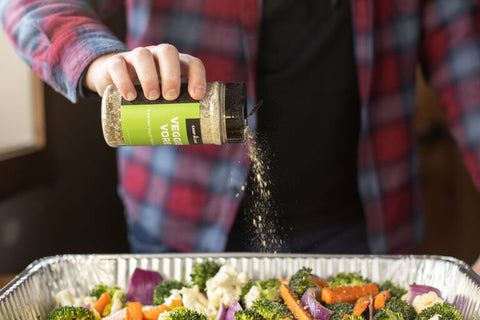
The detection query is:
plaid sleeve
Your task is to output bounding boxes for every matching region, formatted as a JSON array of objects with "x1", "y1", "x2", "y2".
[
  {"x1": 0, "y1": 0, "x2": 128, "y2": 103},
  {"x1": 421, "y1": 0, "x2": 480, "y2": 189}
]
